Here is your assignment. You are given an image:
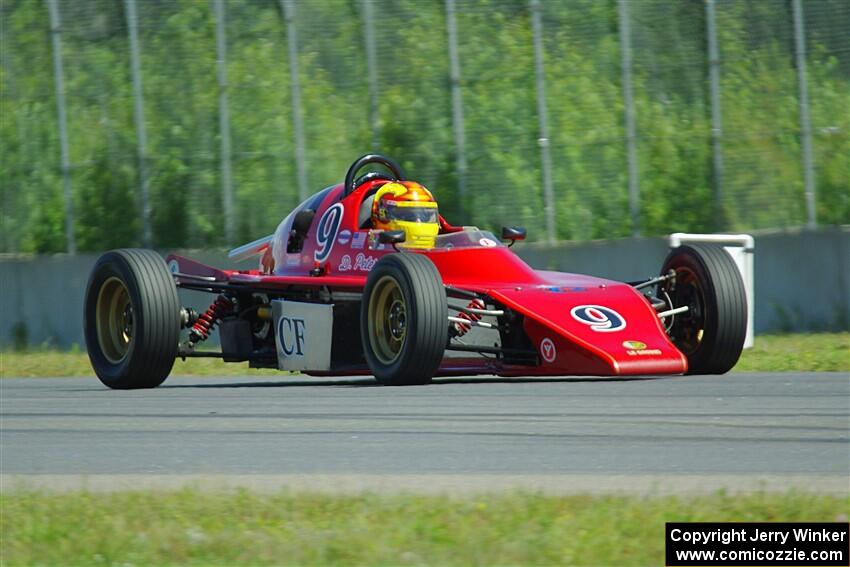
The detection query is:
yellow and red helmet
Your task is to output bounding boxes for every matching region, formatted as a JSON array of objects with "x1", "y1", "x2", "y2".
[{"x1": 371, "y1": 181, "x2": 439, "y2": 249}]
